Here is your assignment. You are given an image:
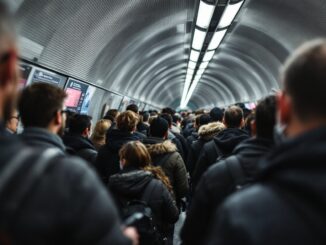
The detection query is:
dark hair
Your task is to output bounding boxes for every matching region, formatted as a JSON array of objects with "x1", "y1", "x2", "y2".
[
  {"x1": 18, "y1": 83, "x2": 66, "y2": 128},
  {"x1": 283, "y1": 39, "x2": 326, "y2": 121},
  {"x1": 162, "y1": 107, "x2": 175, "y2": 116},
  {"x1": 199, "y1": 114, "x2": 211, "y2": 126},
  {"x1": 104, "y1": 109, "x2": 119, "y2": 121},
  {"x1": 150, "y1": 116, "x2": 169, "y2": 138},
  {"x1": 210, "y1": 107, "x2": 223, "y2": 122},
  {"x1": 142, "y1": 112, "x2": 150, "y2": 122},
  {"x1": 126, "y1": 104, "x2": 139, "y2": 114},
  {"x1": 255, "y1": 96, "x2": 276, "y2": 139},
  {"x1": 160, "y1": 113, "x2": 172, "y2": 127},
  {"x1": 69, "y1": 114, "x2": 92, "y2": 135},
  {"x1": 172, "y1": 114, "x2": 181, "y2": 124},
  {"x1": 224, "y1": 106, "x2": 244, "y2": 128},
  {"x1": 117, "y1": 111, "x2": 139, "y2": 132}
]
